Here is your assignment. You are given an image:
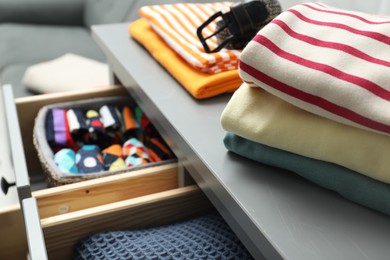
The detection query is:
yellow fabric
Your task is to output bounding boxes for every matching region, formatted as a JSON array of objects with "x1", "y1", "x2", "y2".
[
  {"x1": 221, "y1": 83, "x2": 390, "y2": 184},
  {"x1": 138, "y1": 2, "x2": 240, "y2": 74},
  {"x1": 128, "y1": 18, "x2": 241, "y2": 99}
]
